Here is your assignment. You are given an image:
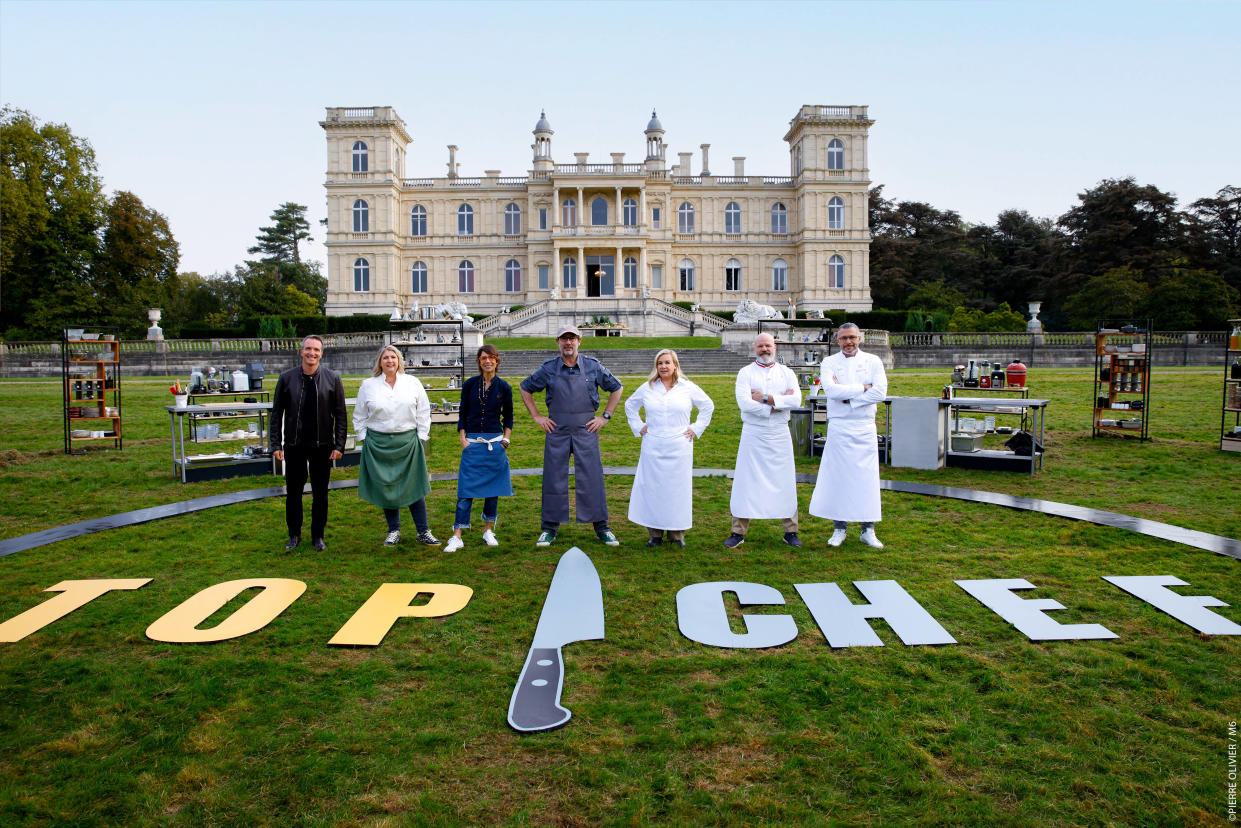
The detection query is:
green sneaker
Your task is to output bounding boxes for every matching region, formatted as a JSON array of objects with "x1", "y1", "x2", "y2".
[
  {"x1": 597, "y1": 529, "x2": 620, "y2": 547},
  {"x1": 535, "y1": 530, "x2": 557, "y2": 547}
]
